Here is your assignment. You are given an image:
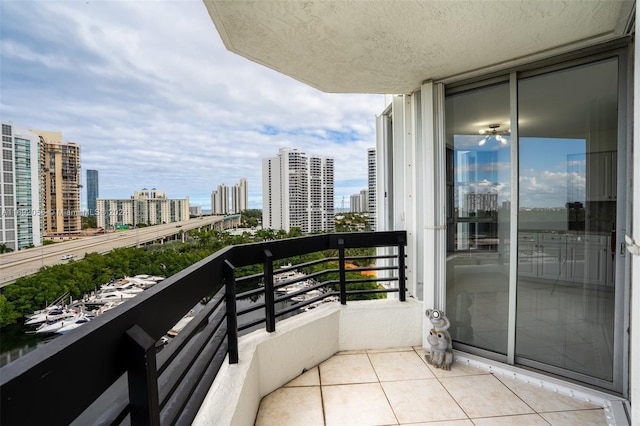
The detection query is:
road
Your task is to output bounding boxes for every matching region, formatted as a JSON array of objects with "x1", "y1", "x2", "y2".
[{"x1": 0, "y1": 216, "x2": 229, "y2": 287}]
